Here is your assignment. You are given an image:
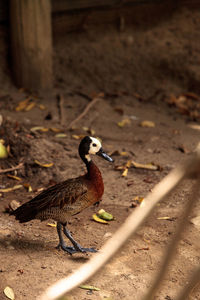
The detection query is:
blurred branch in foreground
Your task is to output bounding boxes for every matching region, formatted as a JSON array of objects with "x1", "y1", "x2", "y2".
[{"x1": 38, "y1": 144, "x2": 200, "y2": 300}]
